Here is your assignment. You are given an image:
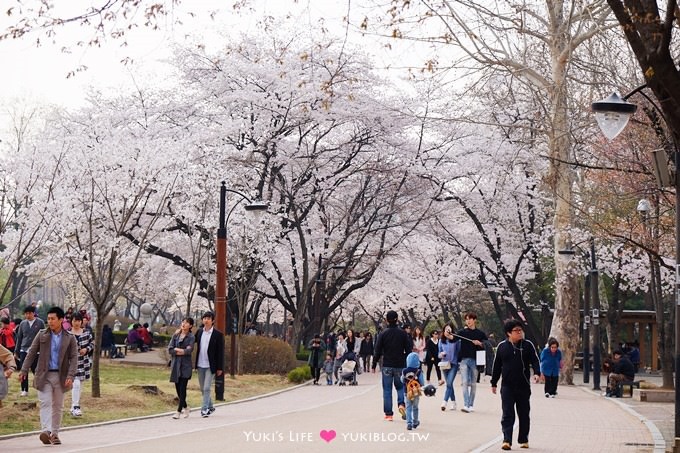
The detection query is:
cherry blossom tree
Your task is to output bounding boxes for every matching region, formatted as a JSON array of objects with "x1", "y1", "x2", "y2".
[{"x1": 29, "y1": 90, "x2": 187, "y2": 397}]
